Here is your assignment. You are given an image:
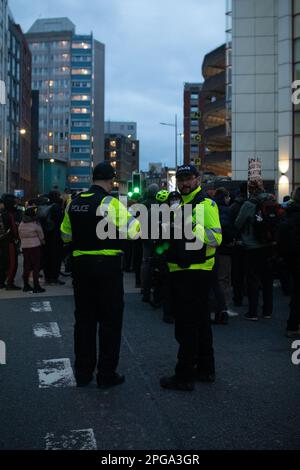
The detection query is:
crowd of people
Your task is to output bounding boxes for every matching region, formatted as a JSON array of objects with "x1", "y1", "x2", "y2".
[
  {"x1": 1, "y1": 166, "x2": 300, "y2": 390},
  {"x1": 123, "y1": 177, "x2": 300, "y2": 339},
  {"x1": 0, "y1": 189, "x2": 68, "y2": 293}
]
